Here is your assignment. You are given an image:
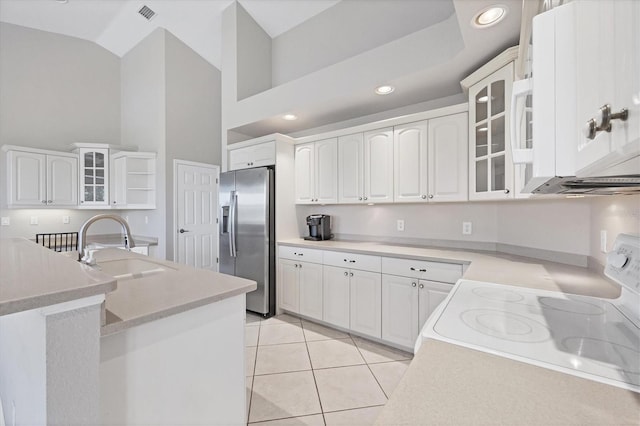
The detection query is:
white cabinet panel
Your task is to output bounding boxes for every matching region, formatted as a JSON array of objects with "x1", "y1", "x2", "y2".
[
  {"x1": 279, "y1": 246, "x2": 323, "y2": 263},
  {"x1": 381, "y1": 257, "x2": 463, "y2": 284},
  {"x1": 228, "y1": 142, "x2": 275, "y2": 171},
  {"x1": 314, "y1": 138, "x2": 338, "y2": 204},
  {"x1": 110, "y1": 152, "x2": 156, "y2": 209},
  {"x1": 323, "y1": 250, "x2": 381, "y2": 273},
  {"x1": 381, "y1": 274, "x2": 419, "y2": 348},
  {"x1": 279, "y1": 259, "x2": 299, "y2": 313},
  {"x1": 350, "y1": 270, "x2": 382, "y2": 338},
  {"x1": 7, "y1": 150, "x2": 46, "y2": 206},
  {"x1": 299, "y1": 262, "x2": 323, "y2": 321},
  {"x1": 295, "y1": 143, "x2": 314, "y2": 204},
  {"x1": 418, "y1": 280, "x2": 452, "y2": 331},
  {"x1": 47, "y1": 155, "x2": 78, "y2": 206},
  {"x1": 428, "y1": 113, "x2": 468, "y2": 202},
  {"x1": 322, "y1": 265, "x2": 351, "y2": 329},
  {"x1": 394, "y1": 122, "x2": 428, "y2": 202},
  {"x1": 338, "y1": 133, "x2": 364, "y2": 203},
  {"x1": 364, "y1": 128, "x2": 394, "y2": 203}
]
